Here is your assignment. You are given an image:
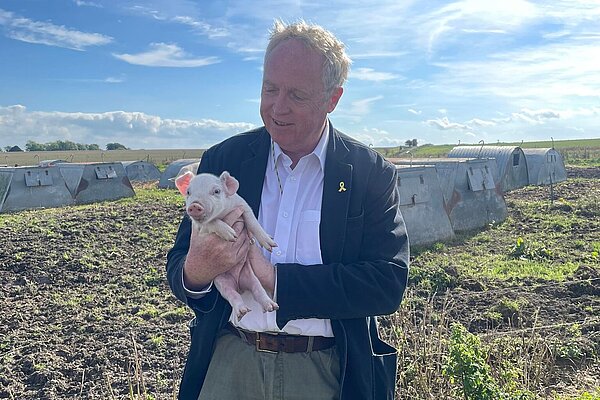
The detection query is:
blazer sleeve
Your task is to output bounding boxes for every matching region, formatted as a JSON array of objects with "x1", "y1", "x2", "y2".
[{"x1": 275, "y1": 158, "x2": 409, "y2": 327}]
